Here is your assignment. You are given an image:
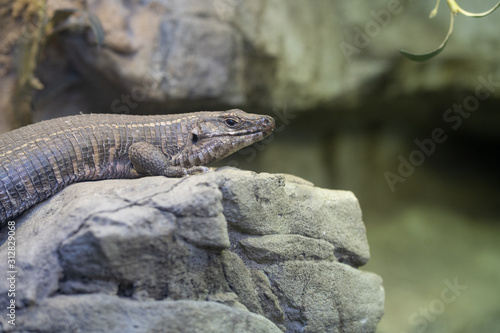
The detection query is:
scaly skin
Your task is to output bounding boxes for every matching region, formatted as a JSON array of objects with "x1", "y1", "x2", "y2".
[{"x1": 0, "y1": 109, "x2": 275, "y2": 225}]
